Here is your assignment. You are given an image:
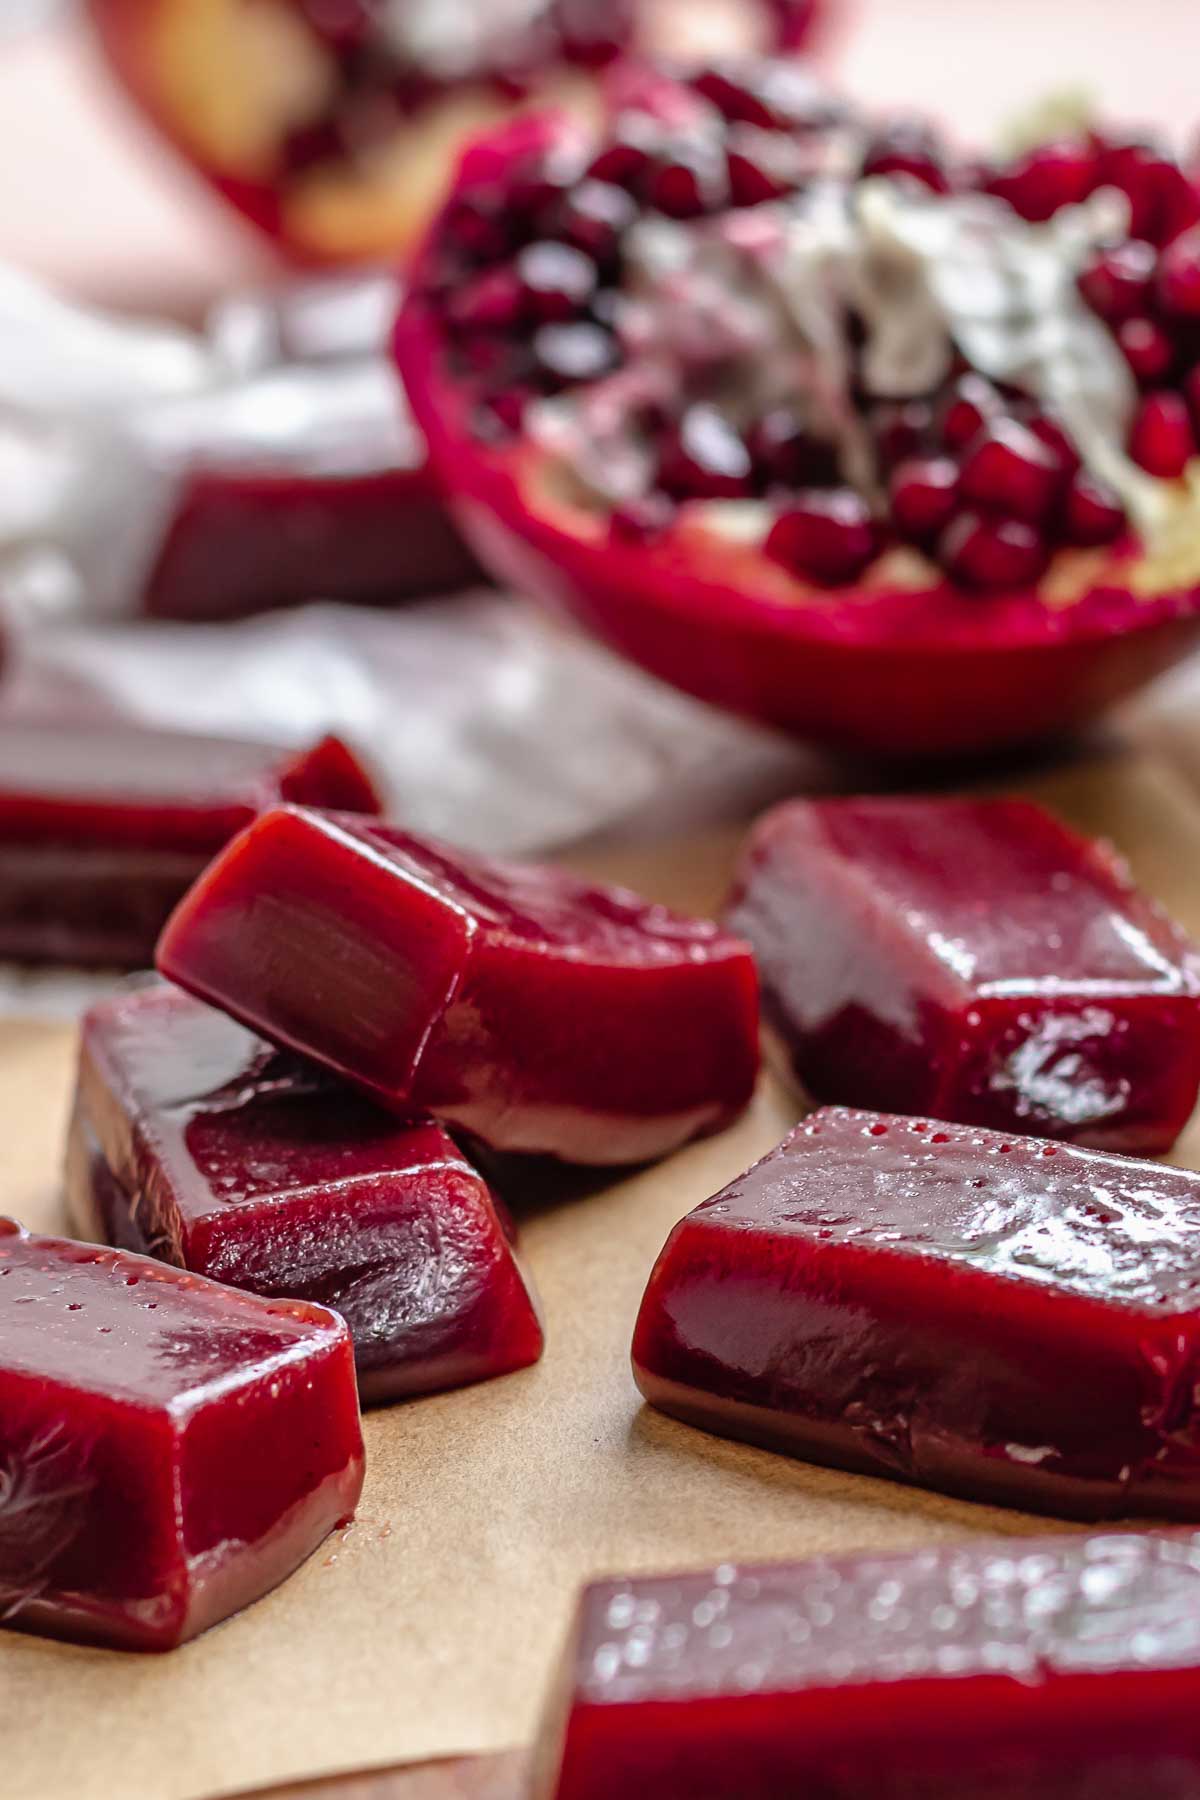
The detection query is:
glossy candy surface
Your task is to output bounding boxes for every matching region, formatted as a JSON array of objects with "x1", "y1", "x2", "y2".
[
  {"x1": 0, "y1": 1218, "x2": 362, "y2": 1651},
  {"x1": 727, "y1": 796, "x2": 1200, "y2": 1152},
  {"x1": 634, "y1": 1107, "x2": 1200, "y2": 1519},
  {"x1": 69, "y1": 985, "x2": 544, "y2": 1402},
  {"x1": 0, "y1": 724, "x2": 379, "y2": 967},
  {"x1": 157, "y1": 807, "x2": 759, "y2": 1164},
  {"x1": 535, "y1": 1533, "x2": 1200, "y2": 1799}
]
